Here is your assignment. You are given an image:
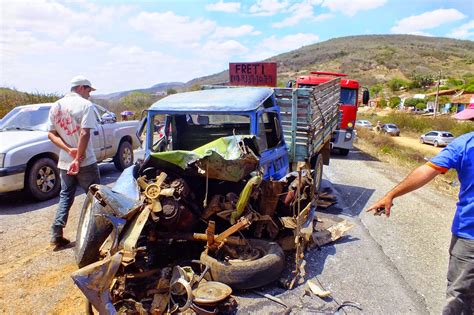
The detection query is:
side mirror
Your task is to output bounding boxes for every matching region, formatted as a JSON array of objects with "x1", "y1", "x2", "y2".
[
  {"x1": 101, "y1": 112, "x2": 116, "y2": 123},
  {"x1": 362, "y1": 89, "x2": 370, "y2": 105}
]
